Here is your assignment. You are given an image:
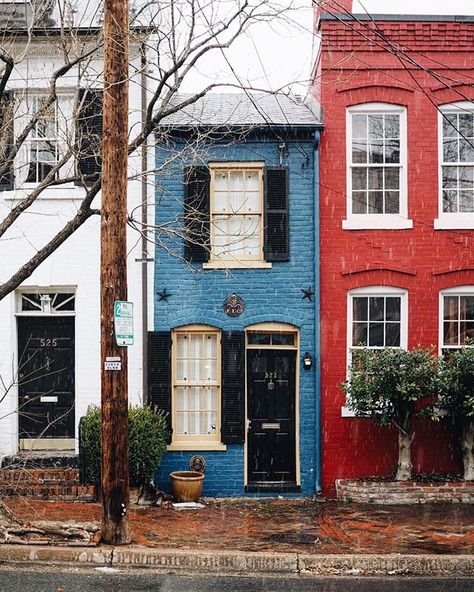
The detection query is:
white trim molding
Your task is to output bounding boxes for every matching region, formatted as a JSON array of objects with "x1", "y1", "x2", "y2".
[
  {"x1": 439, "y1": 285, "x2": 474, "y2": 354},
  {"x1": 344, "y1": 103, "x2": 411, "y2": 230},
  {"x1": 436, "y1": 101, "x2": 474, "y2": 229}
]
